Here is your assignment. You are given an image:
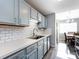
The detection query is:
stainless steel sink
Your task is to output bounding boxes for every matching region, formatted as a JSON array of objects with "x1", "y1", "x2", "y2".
[{"x1": 29, "y1": 36, "x2": 44, "y2": 39}]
